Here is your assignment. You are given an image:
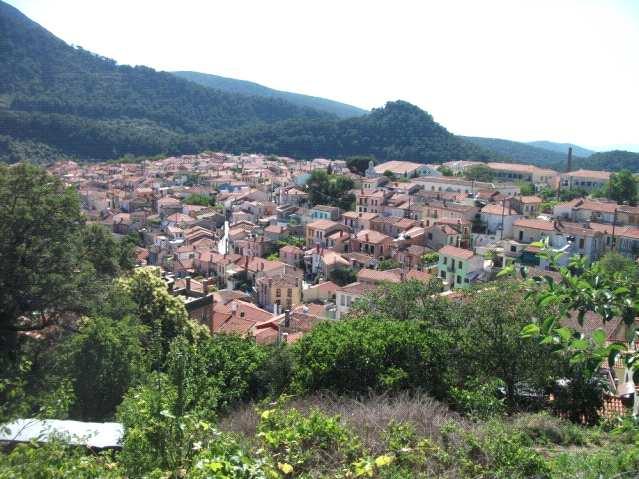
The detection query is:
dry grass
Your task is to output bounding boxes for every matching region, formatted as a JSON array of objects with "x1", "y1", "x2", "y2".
[{"x1": 218, "y1": 390, "x2": 465, "y2": 453}]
